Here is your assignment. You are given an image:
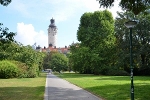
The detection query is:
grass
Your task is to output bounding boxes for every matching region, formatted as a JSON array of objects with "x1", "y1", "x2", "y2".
[
  {"x1": 0, "y1": 72, "x2": 47, "y2": 100},
  {"x1": 55, "y1": 72, "x2": 150, "y2": 100}
]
